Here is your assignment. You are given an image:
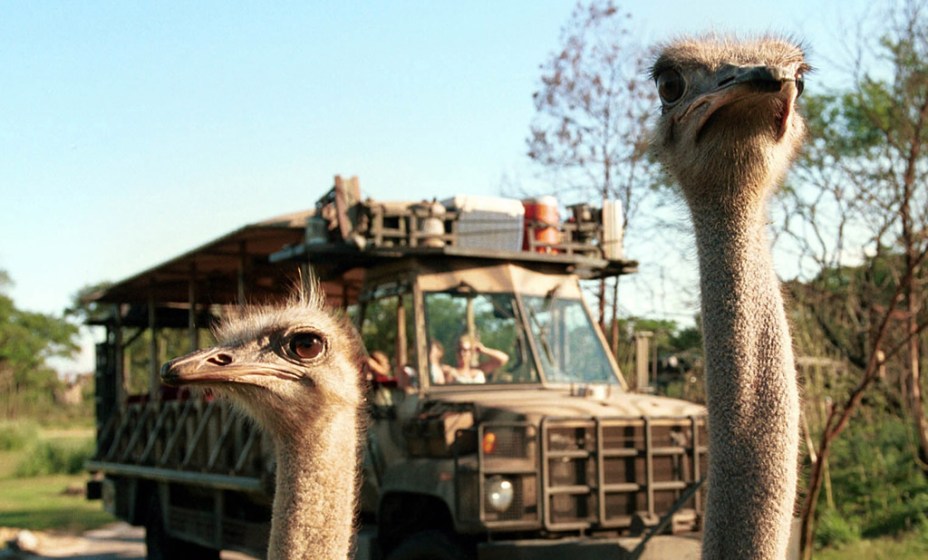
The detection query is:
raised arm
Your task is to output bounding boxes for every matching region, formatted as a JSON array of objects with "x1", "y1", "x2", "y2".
[{"x1": 475, "y1": 342, "x2": 509, "y2": 373}]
